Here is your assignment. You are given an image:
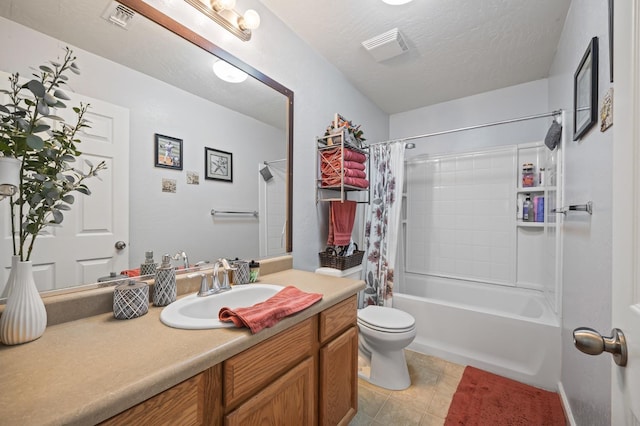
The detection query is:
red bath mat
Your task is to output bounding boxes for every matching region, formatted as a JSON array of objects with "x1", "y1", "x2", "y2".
[{"x1": 445, "y1": 366, "x2": 566, "y2": 426}]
